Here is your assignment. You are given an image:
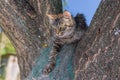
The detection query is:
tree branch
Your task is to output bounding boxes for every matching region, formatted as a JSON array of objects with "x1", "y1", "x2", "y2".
[{"x1": 74, "y1": 0, "x2": 120, "y2": 79}]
